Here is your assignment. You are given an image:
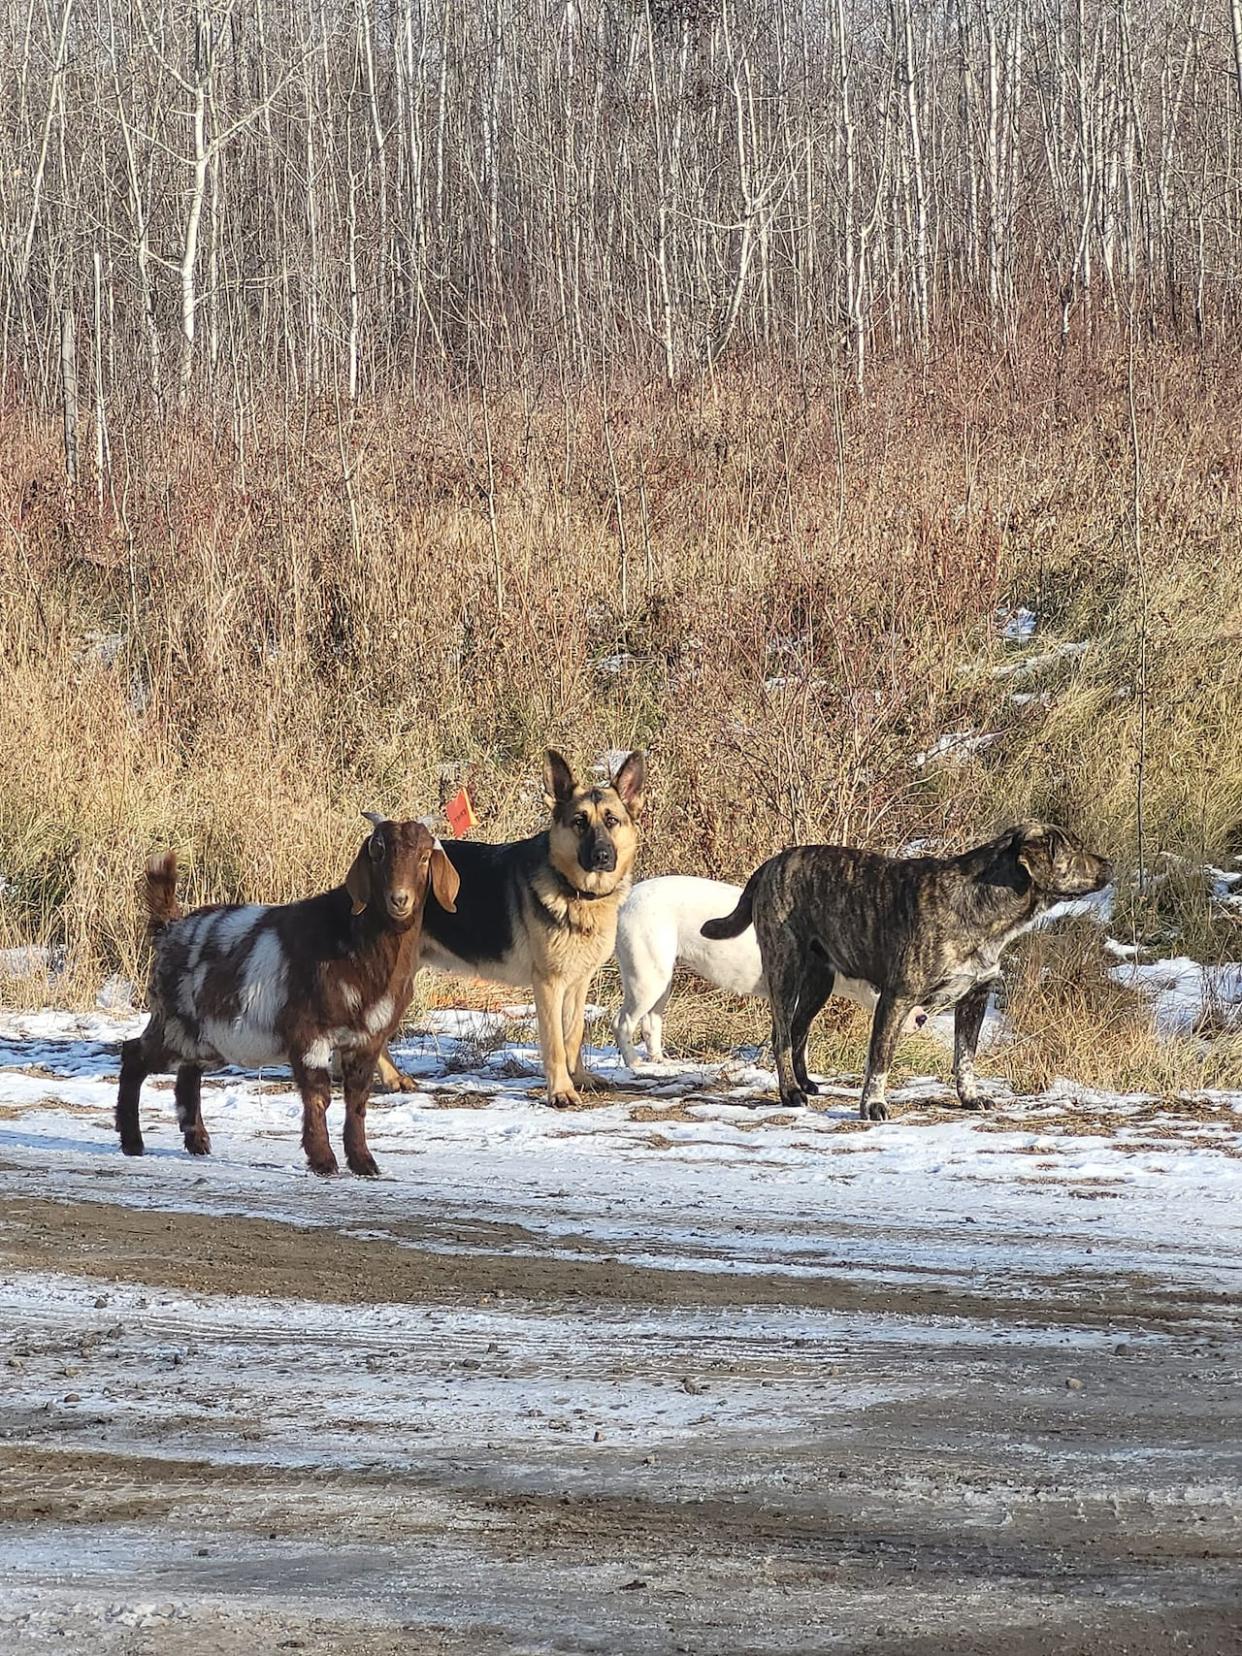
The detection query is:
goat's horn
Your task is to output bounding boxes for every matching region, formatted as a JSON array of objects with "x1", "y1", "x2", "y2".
[{"x1": 360, "y1": 810, "x2": 385, "y2": 827}]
